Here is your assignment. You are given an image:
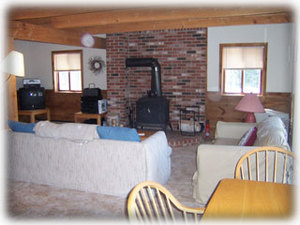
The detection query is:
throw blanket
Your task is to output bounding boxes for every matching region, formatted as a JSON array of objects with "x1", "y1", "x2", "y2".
[{"x1": 34, "y1": 121, "x2": 99, "y2": 141}]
